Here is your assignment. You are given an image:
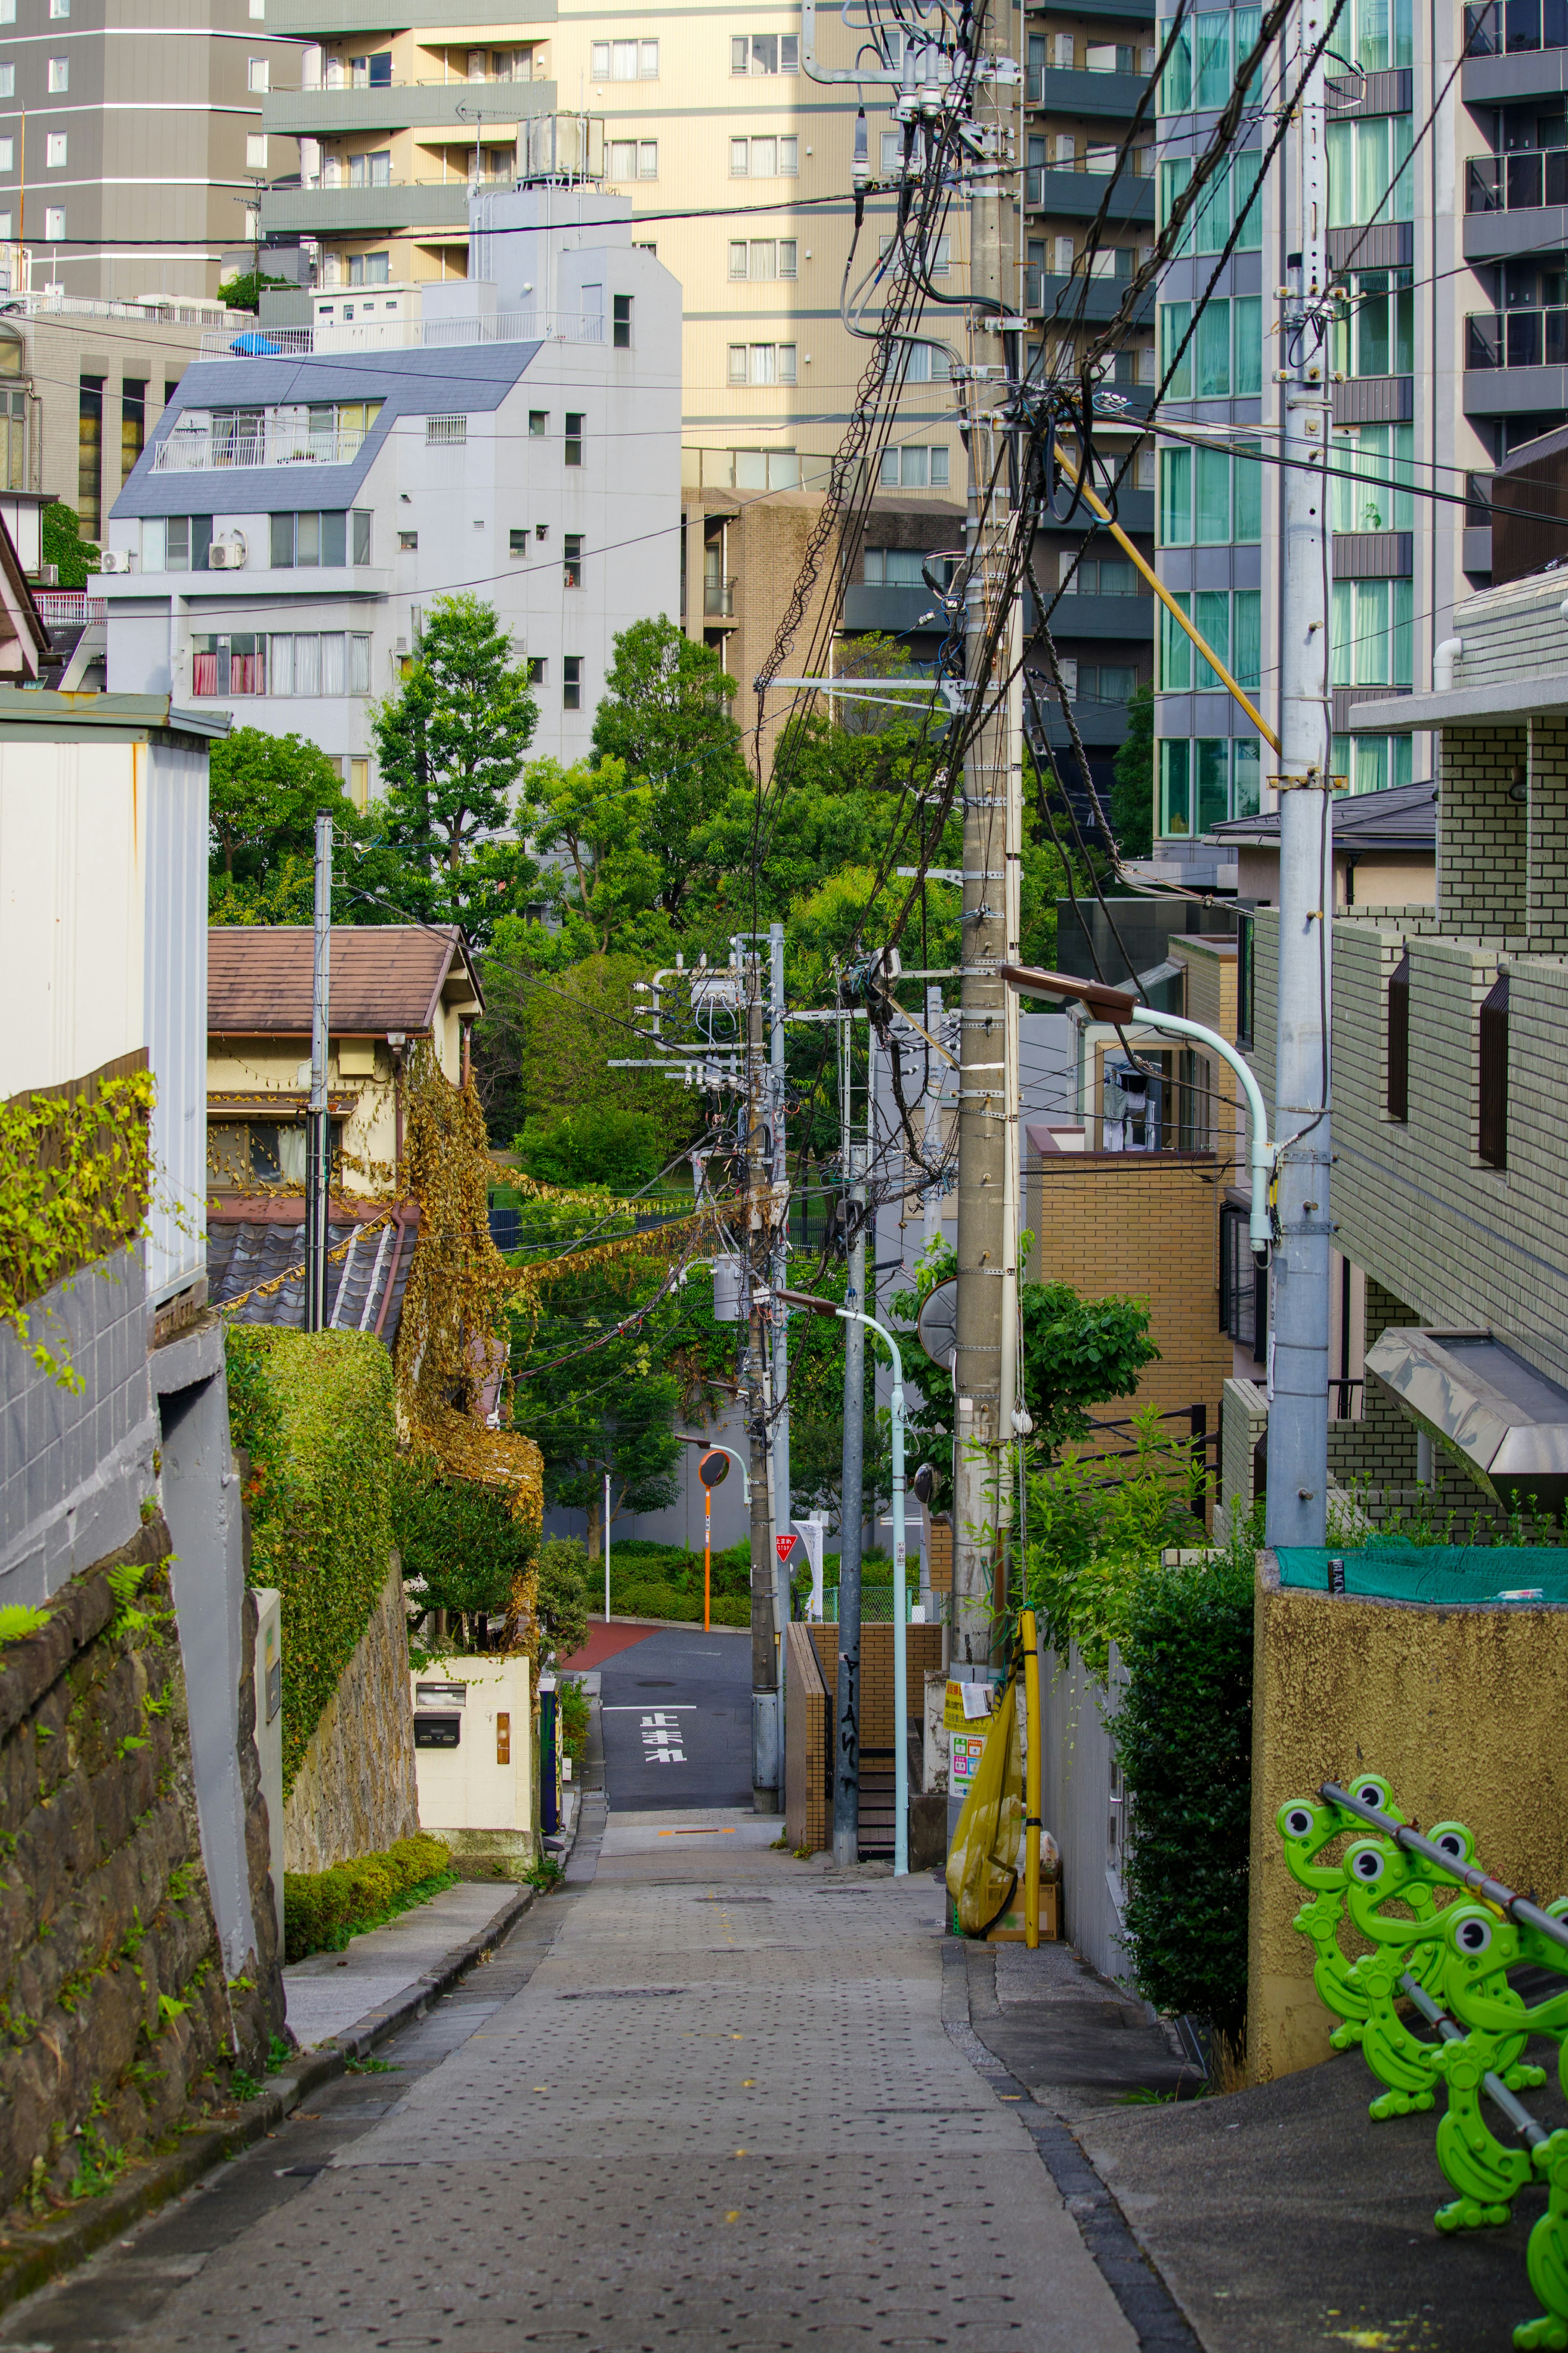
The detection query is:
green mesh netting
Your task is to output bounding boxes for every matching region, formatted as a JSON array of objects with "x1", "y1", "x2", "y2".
[{"x1": 1276, "y1": 1545, "x2": 1568, "y2": 1606}]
